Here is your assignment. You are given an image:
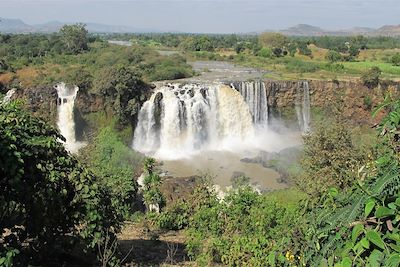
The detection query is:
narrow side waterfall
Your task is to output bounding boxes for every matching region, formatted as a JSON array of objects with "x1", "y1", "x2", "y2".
[
  {"x1": 133, "y1": 83, "x2": 254, "y2": 159},
  {"x1": 231, "y1": 81, "x2": 269, "y2": 127},
  {"x1": 55, "y1": 82, "x2": 86, "y2": 153},
  {"x1": 295, "y1": 81, "x2": 311, "y2": 133}
]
